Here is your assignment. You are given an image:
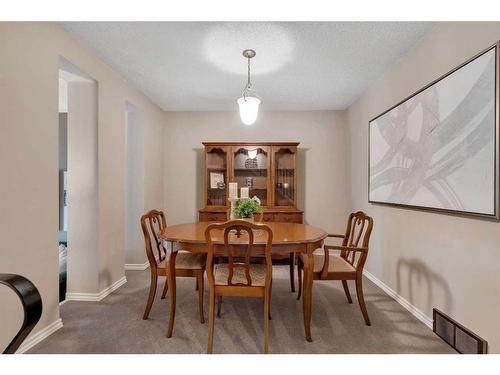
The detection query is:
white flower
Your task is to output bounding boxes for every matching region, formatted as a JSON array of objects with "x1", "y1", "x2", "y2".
[{"x1": 251, "y1": 195, "x2": 261, "y2": 206}]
